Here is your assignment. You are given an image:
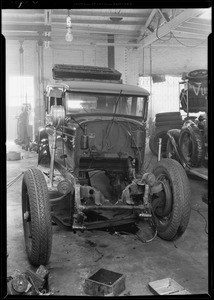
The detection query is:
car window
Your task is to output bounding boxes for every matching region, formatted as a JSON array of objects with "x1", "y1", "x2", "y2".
[{"x1": 65, "y1": 92, "x2": 147, "y2": 117}]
